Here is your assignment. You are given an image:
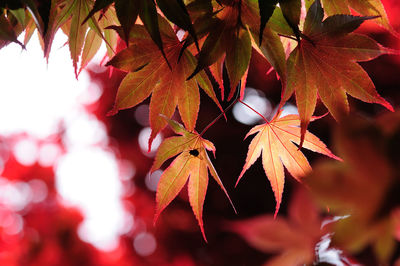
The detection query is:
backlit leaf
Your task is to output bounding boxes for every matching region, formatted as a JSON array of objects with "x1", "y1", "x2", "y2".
[
  {"x1": 284, "y1": 0, "x2": 393, "y2": 146},
  {"x1": 236, "y1": 111, "x2": 340, "y2": 216},
  {"x1": 322, "y1": 0, "x2": 398, "y2": 36},
  {"x1": 107, "y1": 18, "x2": 222, "y2": 149},
  {"x1": 152, "y1": 117, "x2": 236, "y2": 241},
  {"x1": 231, "y1": 187, "x2": 330, "y2": 266},
  {"x1": 79, "y1": 28, "x2": 102, "y2": 74}
]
